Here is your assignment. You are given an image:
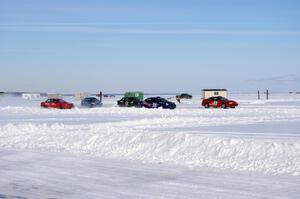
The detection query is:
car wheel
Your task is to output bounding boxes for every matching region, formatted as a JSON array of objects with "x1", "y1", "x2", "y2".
[
  {"x1": 221, "y1": 104, "x2": 226, "y2": 109},
  {"x1": 204, "y1": 104, "x2": 209, "y2": 108}
]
